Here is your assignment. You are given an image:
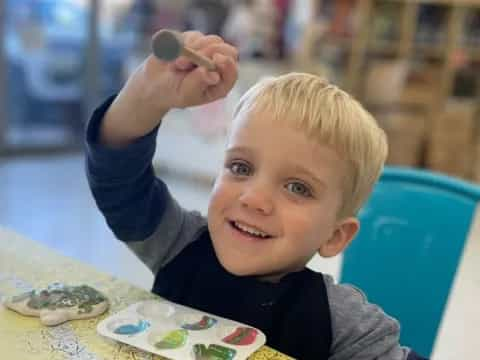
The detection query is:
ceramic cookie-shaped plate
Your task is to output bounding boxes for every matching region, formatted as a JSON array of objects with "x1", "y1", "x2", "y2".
[{"x1": 3, "y1": 282, "x2": 109, "y2": 326}]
